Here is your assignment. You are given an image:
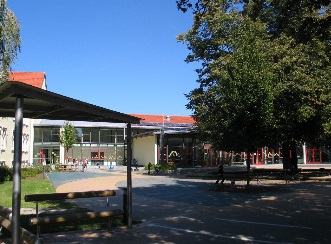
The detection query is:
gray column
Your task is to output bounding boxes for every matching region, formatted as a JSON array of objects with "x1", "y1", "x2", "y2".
[
  {"x1": 126, "y1": 123, "x2": 132, "y2": 228},
  {"x1": 12, "y1": 97, "x2": 23, "y2": 244}
]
